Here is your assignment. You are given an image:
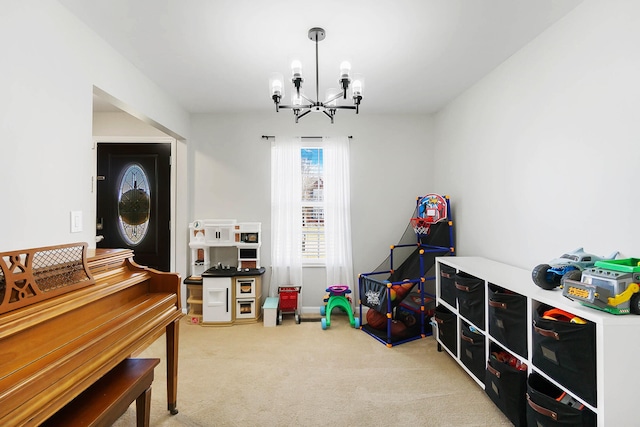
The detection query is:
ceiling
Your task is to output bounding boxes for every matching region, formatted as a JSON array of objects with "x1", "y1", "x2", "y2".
[{"x1": 59, "y1": 0, "x2": 582, "y2": 115}]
